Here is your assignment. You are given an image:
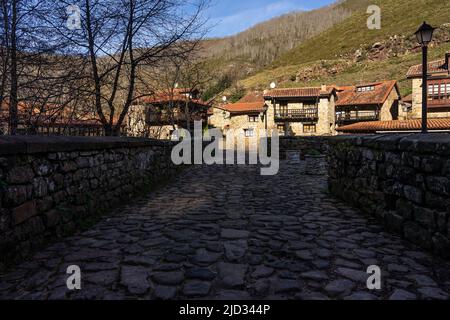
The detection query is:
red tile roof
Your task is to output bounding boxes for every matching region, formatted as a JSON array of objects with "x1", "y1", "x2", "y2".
[
  {"x1": 337, "y1": 118, "x2": 450, "y2": 133},
  {"x1": 264, "y1": 86, "x2": 335, "y2": 98},
  {"x1": 402, "y1": 94, "x2": 413, "y2": 103},
  {"x1": 136, "y1": 90, "x2": 209, "y2": 108},
  {"x1": 218, "y1": 102, "x2": 267, "y2": 114},
  {"x1": 406, "y1": 59, "x2": 449, "y2": 78},
  {"x1": 335, "y1": 80, "x2": 399, "y2": 107},
  {"x1": 213, "y1": 92, "x2": 267, "y2": 115}
]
